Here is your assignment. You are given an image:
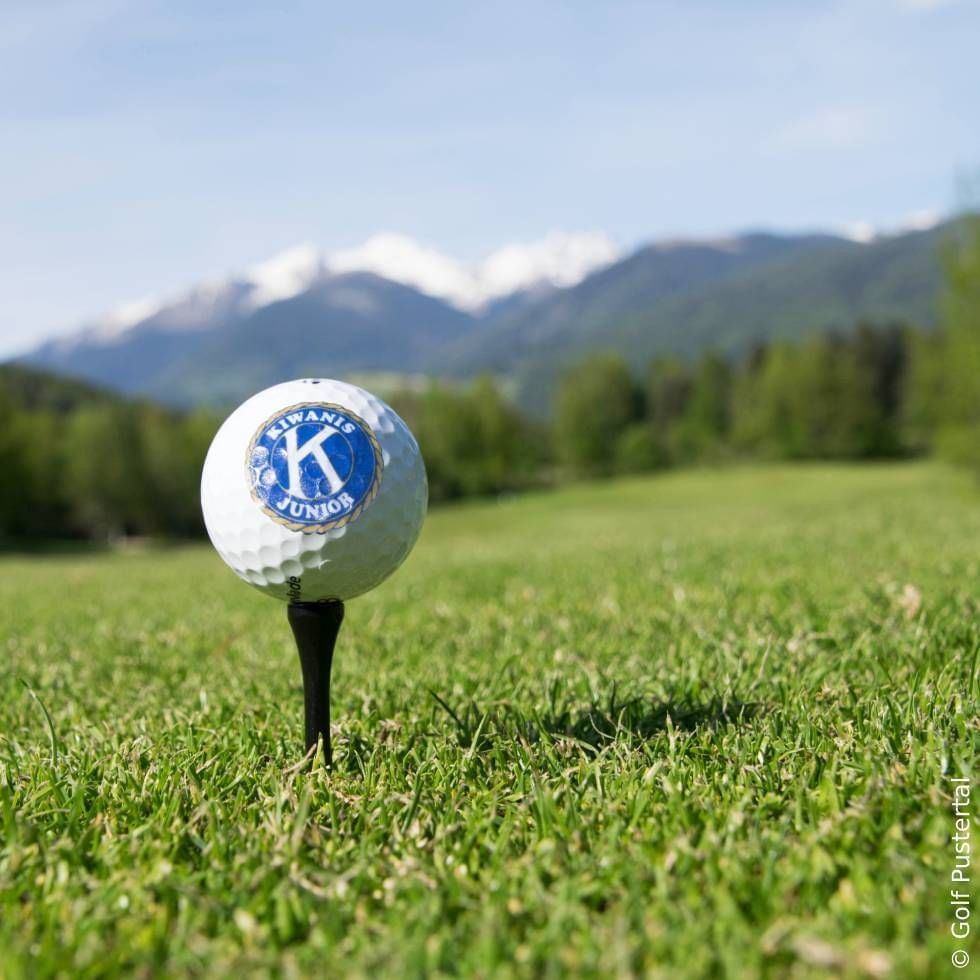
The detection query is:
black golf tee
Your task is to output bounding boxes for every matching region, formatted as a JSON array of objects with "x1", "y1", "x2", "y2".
[{"x1": 287, "y1": 600, "x2": 345, "y2": 764}]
